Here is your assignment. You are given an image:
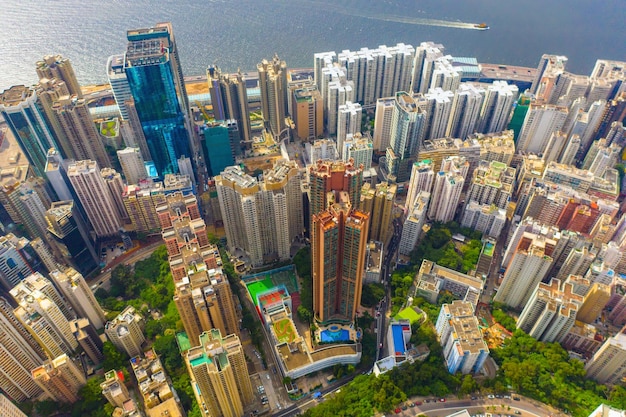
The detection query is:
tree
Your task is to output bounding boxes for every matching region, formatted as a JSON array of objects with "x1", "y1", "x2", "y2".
[
  {"x1": 34, "y1": 400, "x2": 60, "y2": 417},
  {"x1": 361, "y1": 283, "x2": 385, "y2": 308},
  {"x1": 297, "y1": 304, "x2": 312, "y2": 323},
  {"x1": 459, "y1": 374, "x2": 478, "y2": 396},
  {"x1": 103, "y1": 340, "x2": 128, "y2": 371}
]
